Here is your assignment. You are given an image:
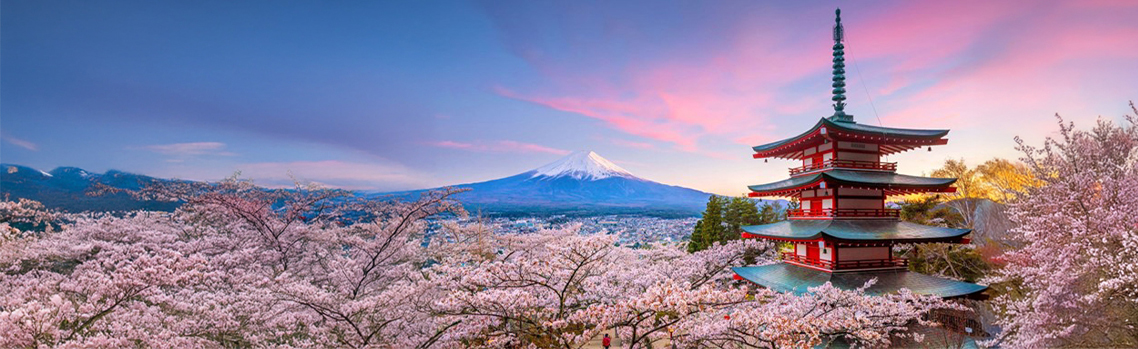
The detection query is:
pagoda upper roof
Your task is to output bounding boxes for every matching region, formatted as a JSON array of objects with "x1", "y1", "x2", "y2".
[
  {"x1": 732, "y1": 263, "x2": 987, "y2": 298},
  {"x1": 747, "y1": 170, "x2": 957, "y2": 196},
  {"x1": 741, "y1": 219, "x2": 970, "y2": 243},
  {"x1": 752, "y1": 118, "x2": 950, "y2": 159}
]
